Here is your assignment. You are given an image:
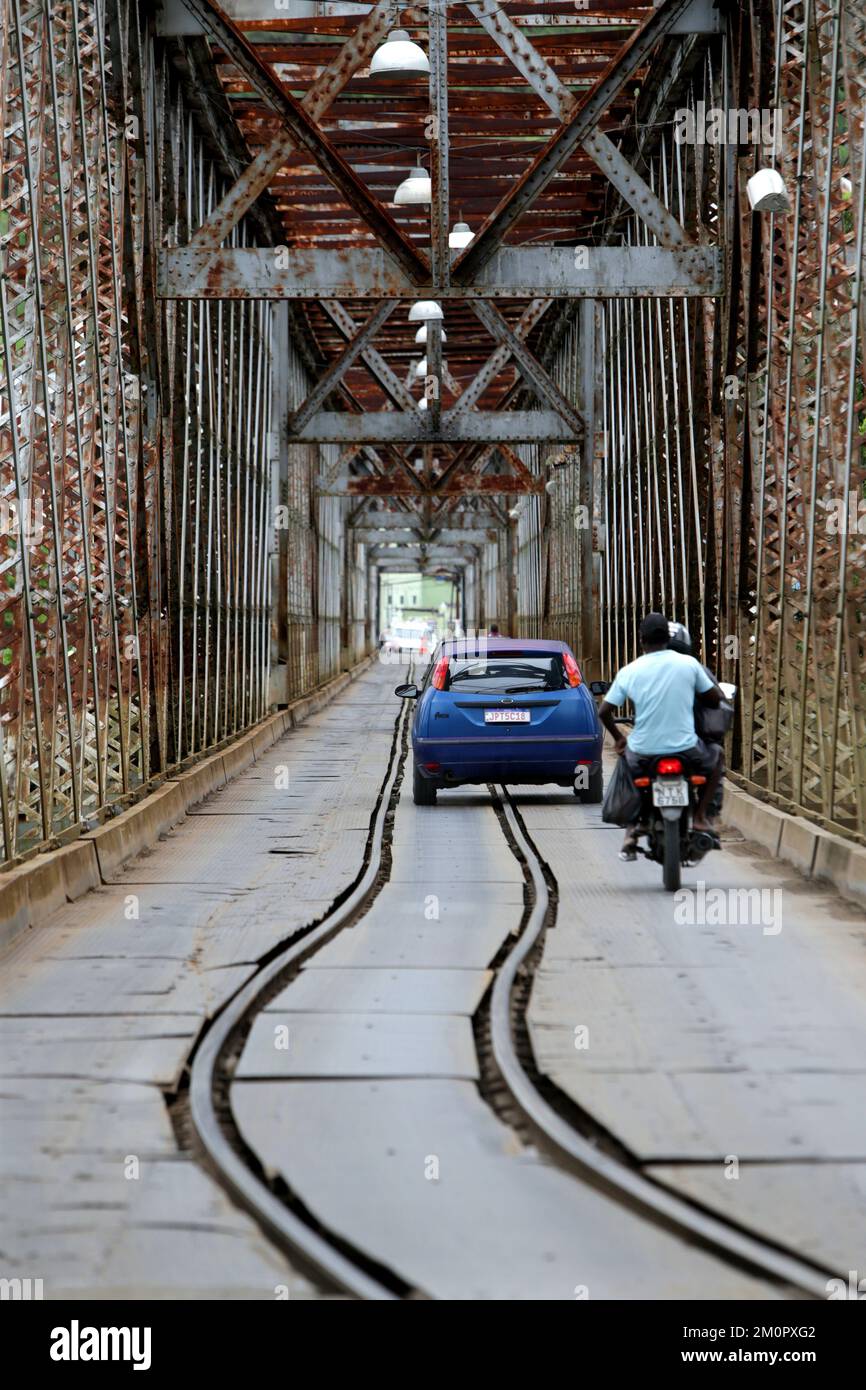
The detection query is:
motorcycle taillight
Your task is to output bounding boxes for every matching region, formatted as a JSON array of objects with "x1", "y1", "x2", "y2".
[{"x1": 657, "y1": 757, "x2": 683, "y2": 775}]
